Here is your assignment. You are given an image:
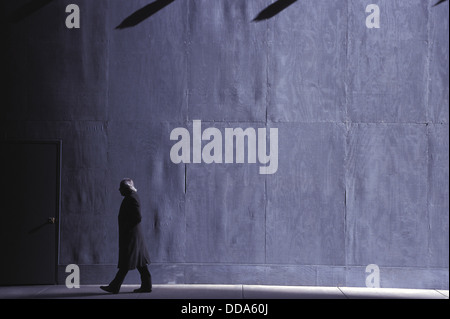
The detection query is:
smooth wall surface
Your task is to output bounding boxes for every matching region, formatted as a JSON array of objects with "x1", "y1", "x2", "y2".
[{"x1": 1, "y1": 0, "x2": 448, "y2": 289}]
